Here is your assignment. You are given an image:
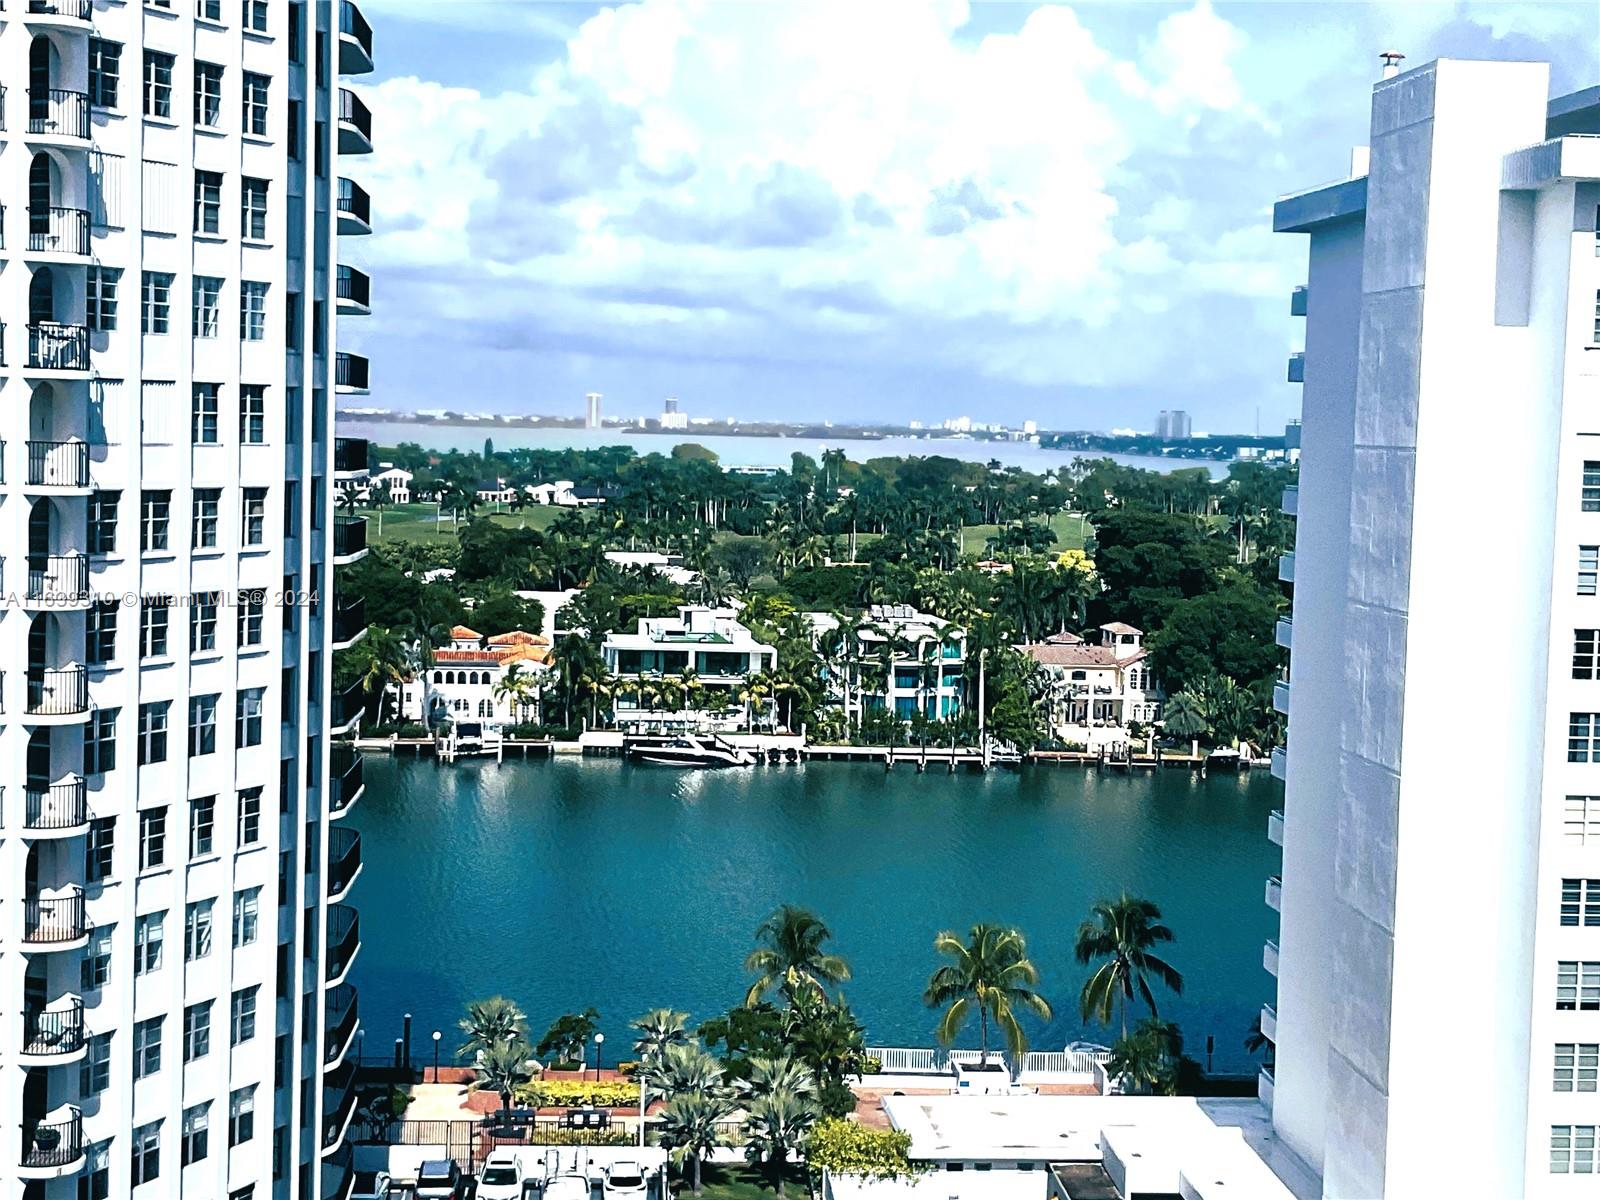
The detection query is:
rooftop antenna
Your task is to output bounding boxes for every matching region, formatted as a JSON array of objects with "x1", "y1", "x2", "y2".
[{"x1": 1380, "y1": 50, "x2": 1405, "y2": 80}]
